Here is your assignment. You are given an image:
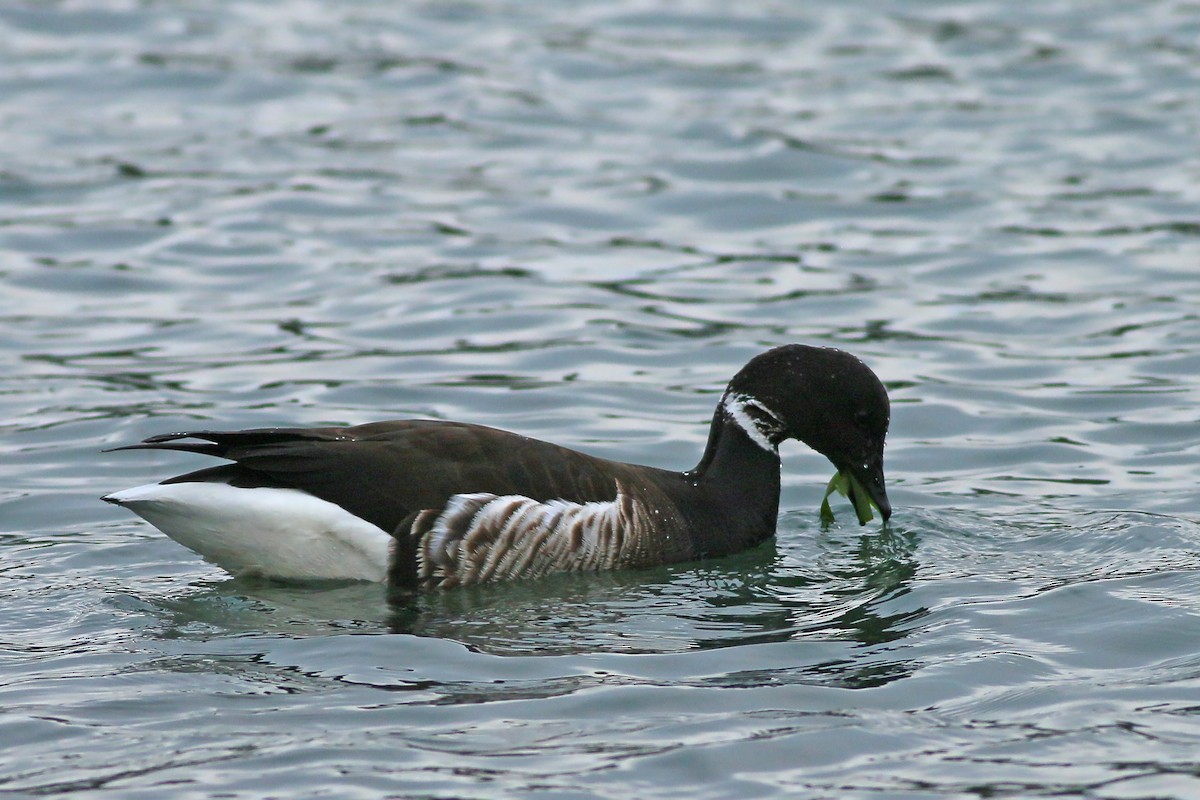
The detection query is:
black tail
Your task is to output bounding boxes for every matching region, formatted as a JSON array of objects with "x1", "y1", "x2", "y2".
[{"x1": 105, "y1": 428, "x2": 333, "y2": 458}]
